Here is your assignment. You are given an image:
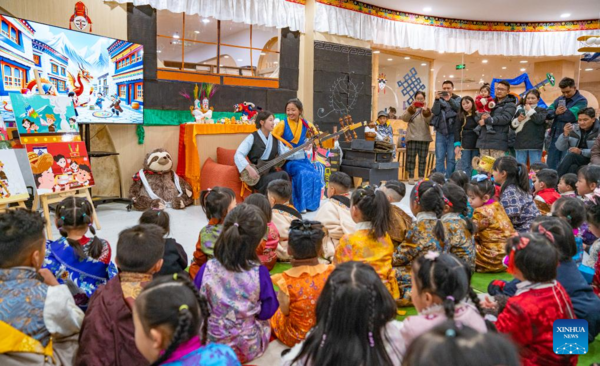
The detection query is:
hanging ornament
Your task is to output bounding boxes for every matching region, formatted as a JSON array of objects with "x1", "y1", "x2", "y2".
[
  {"x1": 378, "y1": 73, "x2": 387, "y2": 93},
  {"x1": 69, "y1": 2, "x2": 93, "y2": 32}
]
